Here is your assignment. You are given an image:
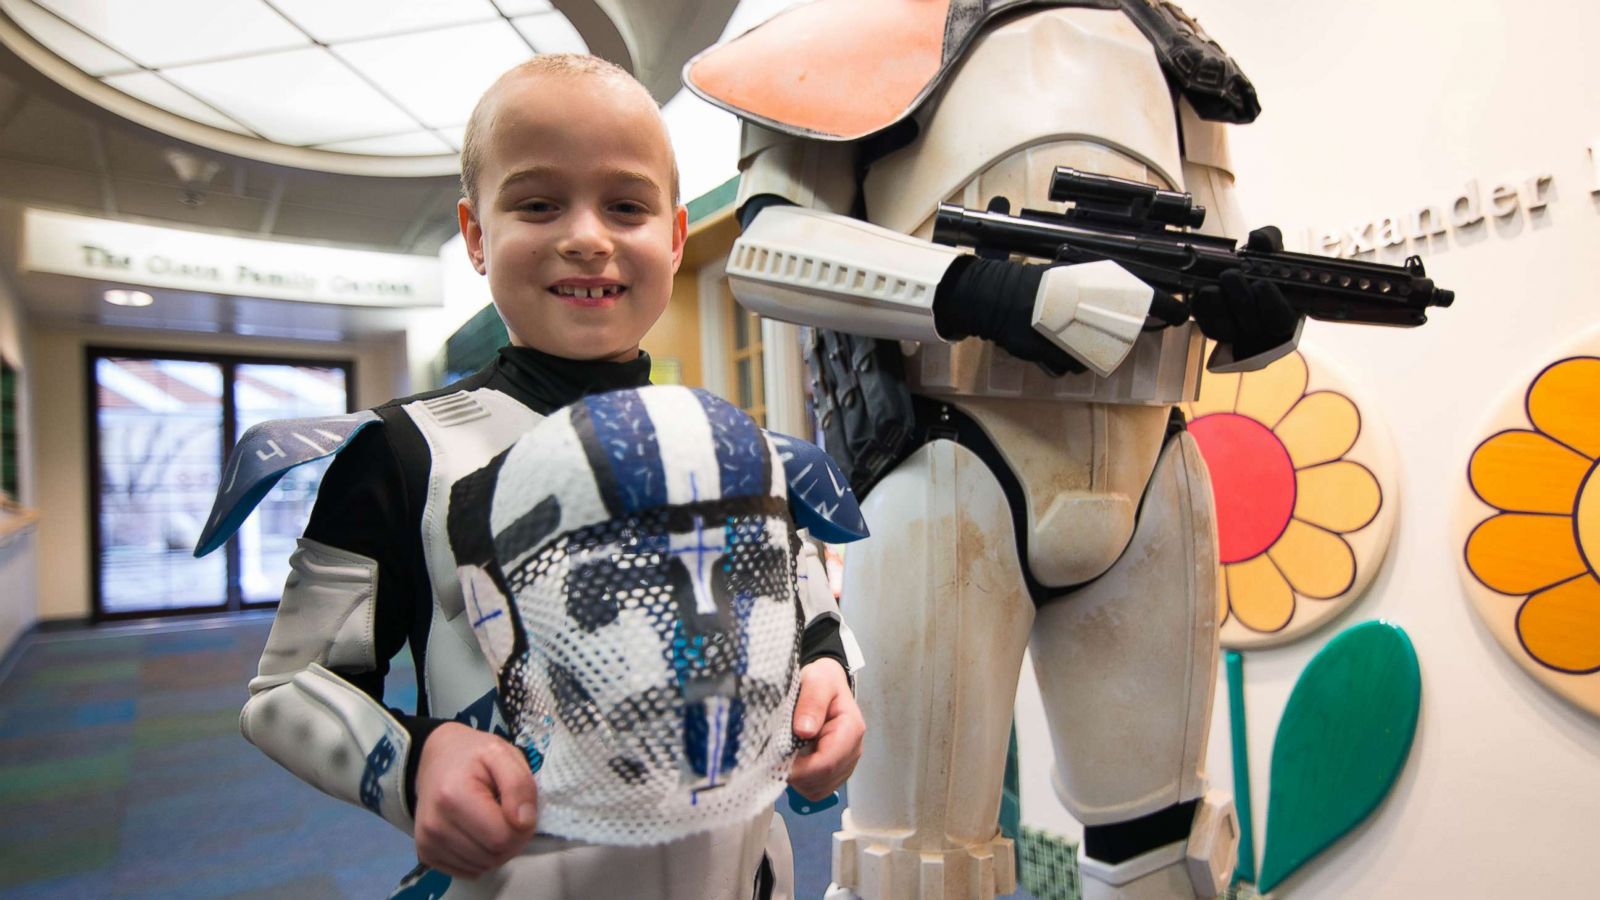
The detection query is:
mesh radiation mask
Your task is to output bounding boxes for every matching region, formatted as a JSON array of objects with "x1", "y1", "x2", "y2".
[{"x1": 449, "y1": 386, "x2": 804, "y2": 846}]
